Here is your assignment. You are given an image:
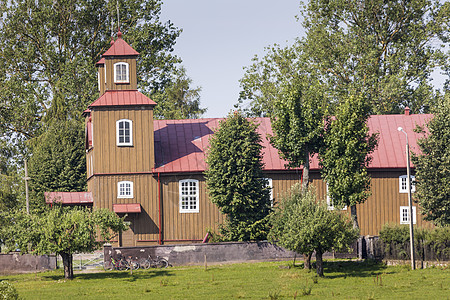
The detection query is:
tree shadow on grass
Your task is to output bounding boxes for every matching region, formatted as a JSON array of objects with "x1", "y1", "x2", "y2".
[
  {"x1": 322, "y1": 260, "x2": 392, "y2": 279},
  {"x1": 44, "y1": 269, "x2": 174, "y2": 281}
]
